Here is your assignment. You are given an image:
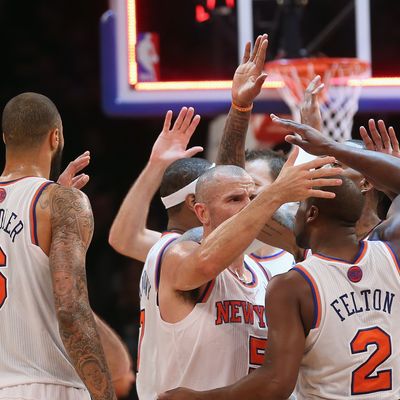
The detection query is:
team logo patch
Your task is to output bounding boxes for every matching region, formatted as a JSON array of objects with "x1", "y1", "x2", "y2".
[
  {"x1": 347, "y1": 265, "x2": 362, "y2": 283},
  {"x1": 0, "y1": 188, "x2": 7, "y2": 203}
]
